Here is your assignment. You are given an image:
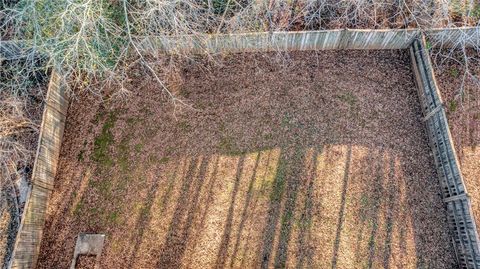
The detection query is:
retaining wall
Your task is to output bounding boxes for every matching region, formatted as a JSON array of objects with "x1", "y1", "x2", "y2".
[
  {"x1": 8, "y1": 27, "x2": 480, "y2": 268},
  {"x1": 410, "y1": 36, "x2": 480, "y2": 269}
]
